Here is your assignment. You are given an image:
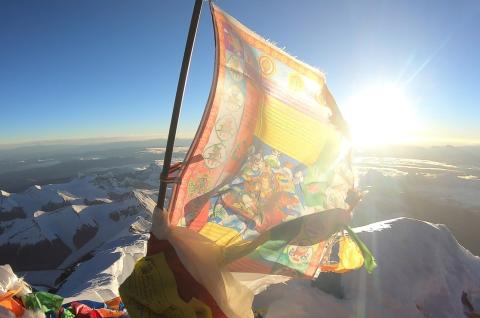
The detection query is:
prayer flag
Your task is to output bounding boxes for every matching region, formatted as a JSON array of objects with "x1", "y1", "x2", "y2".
[
  {"x1": 169, "y1": 3, "x2": 361, "y2": 278},
  {"x1": 120, "y1": 3, "x2": 375, "y2": 318}
]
